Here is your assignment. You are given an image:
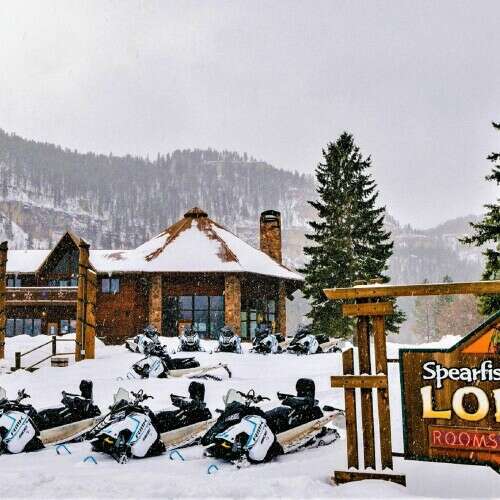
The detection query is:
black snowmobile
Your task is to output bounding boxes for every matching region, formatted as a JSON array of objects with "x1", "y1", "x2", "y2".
[
  {"x1": 251, "y1": 324, "x2": 286, "y2": 354},
  {"x1": 0, "y1": 381, "x2": 101, "y2": 454},
  {"x1": 203, "y1": 378, "x2": 342, "y2": 465},
  {"x1": 36, "y1": 380, "x2": 101, "y2": 431},
  {"x1": 177, "y1": 326, "x2": 207, "y2": 352},
  {"x1": 132, "y1": 343, "x2": 201, "y2": 378},
  {"x1": 216, "y1": 326, "x2": 242, "y2": 353},
  {"x1": 155, "y1": 381, "x2": 212, "y2": 434},
  {"x1": 90, "y1": 389, "x2": 165, "y2": 463}
]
